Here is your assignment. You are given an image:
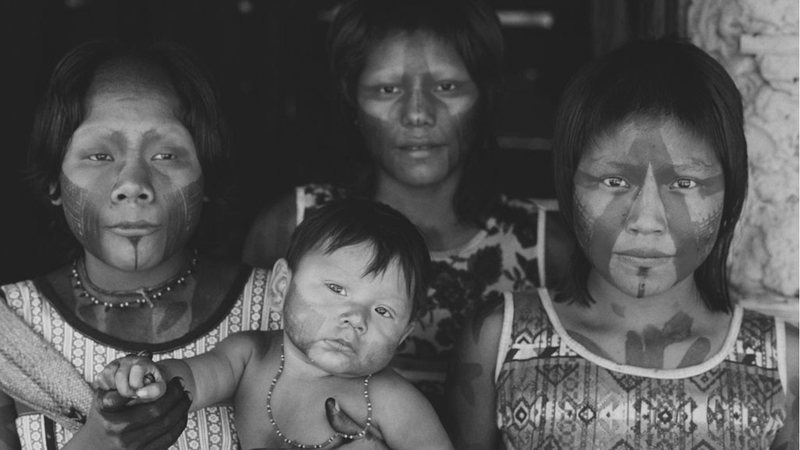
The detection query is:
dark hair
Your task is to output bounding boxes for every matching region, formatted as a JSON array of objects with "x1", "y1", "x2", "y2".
[
  {"x1": 327, "y1": 0, "x2": 505, "y2": 225},
  {"x1": 552, "y1": 38, "x2": 747, "y2": 313},
  {"x1": 285, "y1": 198, "x2": 431, "y2": 321},
  {"x1": 27, "y1": 39, "x2": 231, "y2": 258}
]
